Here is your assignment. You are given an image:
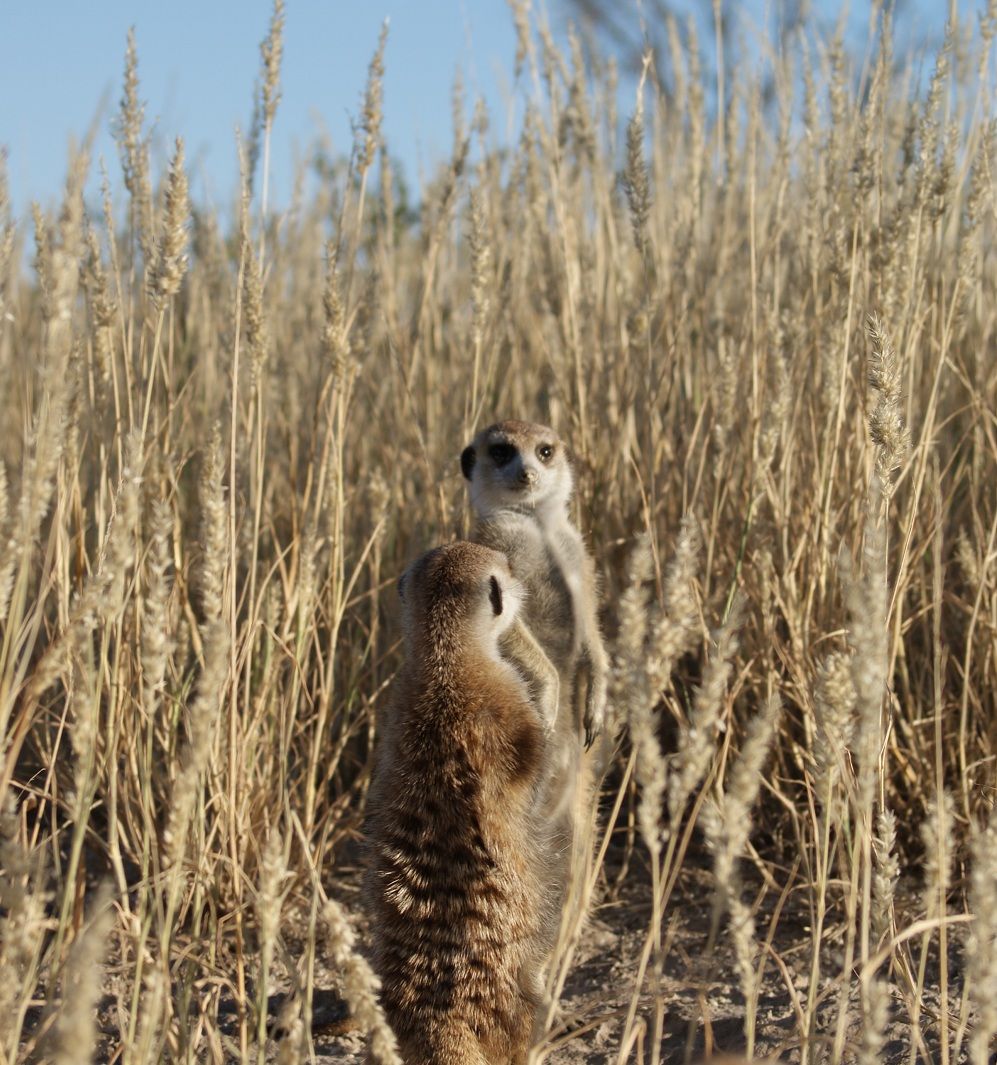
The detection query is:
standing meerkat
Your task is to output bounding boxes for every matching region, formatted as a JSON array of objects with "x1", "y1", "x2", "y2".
[
  {"x1": 460, "y1": 420, "x2": 610, "y2": 974},
  {"x1": 366, "y1": 541, "x2": 560, "y2": 1065},
  {"x1": 460, "y1": 420, "x2": 608, "y2": 748}
]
